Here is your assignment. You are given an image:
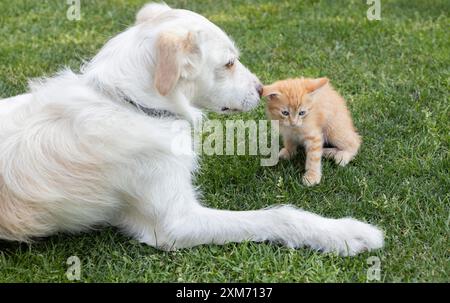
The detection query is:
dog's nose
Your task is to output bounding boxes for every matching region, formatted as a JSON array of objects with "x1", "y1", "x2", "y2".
[{"x1": 256, "y1": 83, "x2": 263, "y2": 97}]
